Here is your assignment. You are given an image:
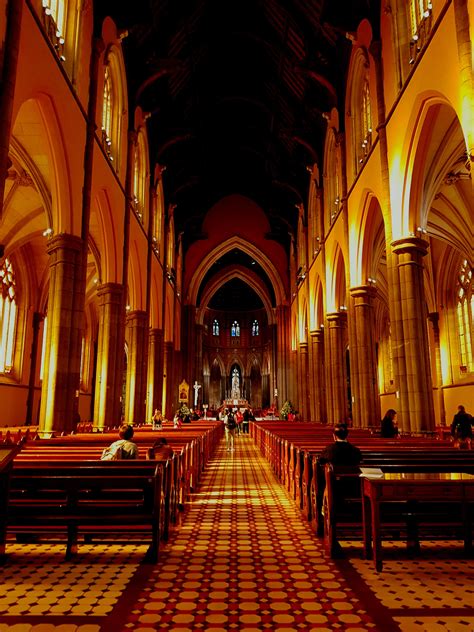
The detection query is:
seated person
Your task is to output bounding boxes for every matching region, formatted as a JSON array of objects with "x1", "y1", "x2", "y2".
[
  {"x1": 380, "y1": 409, "x2": 399, "y2": 438},
  {"x1": 101, "y1": 424, "x2": 139, "y2": 460},
  {"x1": 318, "y1": 423, "x2": 362, "y2": 466},
  {"x1": 318, "y1": 423, "x2": 362, "y2": 554},
  {"x1": 147, "y1": 437, "x2": 174, "y2": 461},
  {"x1": 151, "y1": 408, "x2": 163, "y2": 429},
  {"x1": 450, "y1": 405, "x2": 473, "y2": 447}
]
